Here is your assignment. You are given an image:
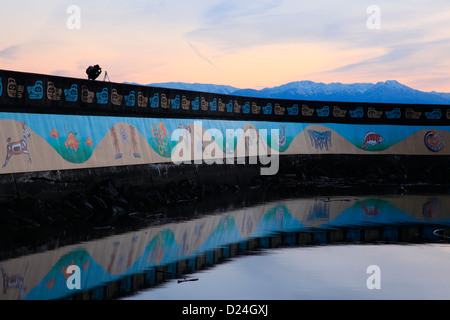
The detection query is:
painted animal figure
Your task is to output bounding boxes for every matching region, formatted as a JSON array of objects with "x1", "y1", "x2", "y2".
[
  {"x1": 425, "y1": 109, "x2": 442, "y2": 120},
  {"x1": 192, "y1": 97, "x2": 200, "y2": 110},
  {"x1": 27, "y1": 81, "x2": 43, "y2": 99},
  {"x1": 226, "y1": 100, "x2": 233, "y2": 112},
  {"x1": 367, "y1": 107, "x2": 383, "y2": 118},
  {"x1": 178, "y1": 123, "x2": 192, "y2": 149},
  {"x1": 64, "y1": 84, "x2": 78, "y2": 102},
  {"x1": 274, "y1": 103, "x2": 285, "y2": 115},
  {"x1": 251, "y1": 102, "x2": 261, "y2": 114},
  {"x1": 424, "y1": 130, "x2": 444, "y2": 152},
  {"x1": 333, "y1": 106, "x2": 347, "y2": 117},
  {"x1": 150, "y1": 93, "x2": 159, "y2": 108},
  {"x1": 316, "y1": 106, "x2": 329, "y2": 117},
  {"x1": 234, "y1": 100, "x2": 241, "y2": 113},
  {"x1": 137, "y1": 91, "x2": 148, "y2": 107},
  {"x1": 96, "y1": 88, "x2": 108, "y2": 104},
  {"x1": 111, "y1": 88, "x2": 123, "y2": 106},
  {"x1": 361, "y1": 131, "x2": 384, "y2": 149},
  {"x1": 287, "y1": 104, "x2": 299, "y2": 116},
  {"x1": 278, "y1": 125, "x2": 286, "y2": 148},
  {"x1": 386, "y1": 108, "x2": 401, "y2": 119},
  {"x1": 182, "y1": 96, "x2": 191, "y2": 110},
  {"x1": 242, "y1": 102, "x2": 251, "y2": 114},
  {"x1": 218, "y1": 99, "x2": 225, "y2": 112},
  {"x1": 47, "y1": 82, "x2": 62, "y2": 101},
  {"x1": 200, "y1": 97, "x2": 209, "y2": 111},
  {"x1": 349, "y1": 107, "x2": 364, "y2": 118},
  {"x1": 2, "y1": 121, "x2": 32, "y2": 168},
  {"x1": 1, "y1": 263, "x2": 29, "y2": 300},
  {"x1": 160, "y1": 93, "x2": 169, "y2": 108},
  {"x1": 81, "y1": 86, "x2": 94, "y2": 103},
  {"x1": 171, "y1": 95, "x2": 180, "y2": 109},
  {"x1": 308, "y1": 130, "x2": 332, "y2": 151},
  {"x1": 262, "y1": 103, "x2": 272, "y2": 115},
  {"x1": 405, "y1": 108, "x2": 421, "y2": 119},
  {"x1": 210, "y1": 98, "x2": 218, "y2": 111},
  {"x1": 302, "y1": 105, "x2": 314, "y2": 116},
  {"x1": 124, "y1": 91, "x2": 136, "y2": 107},
  {"x1": 7, "y1": 78, "x2": 24, "y2": 98}
]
